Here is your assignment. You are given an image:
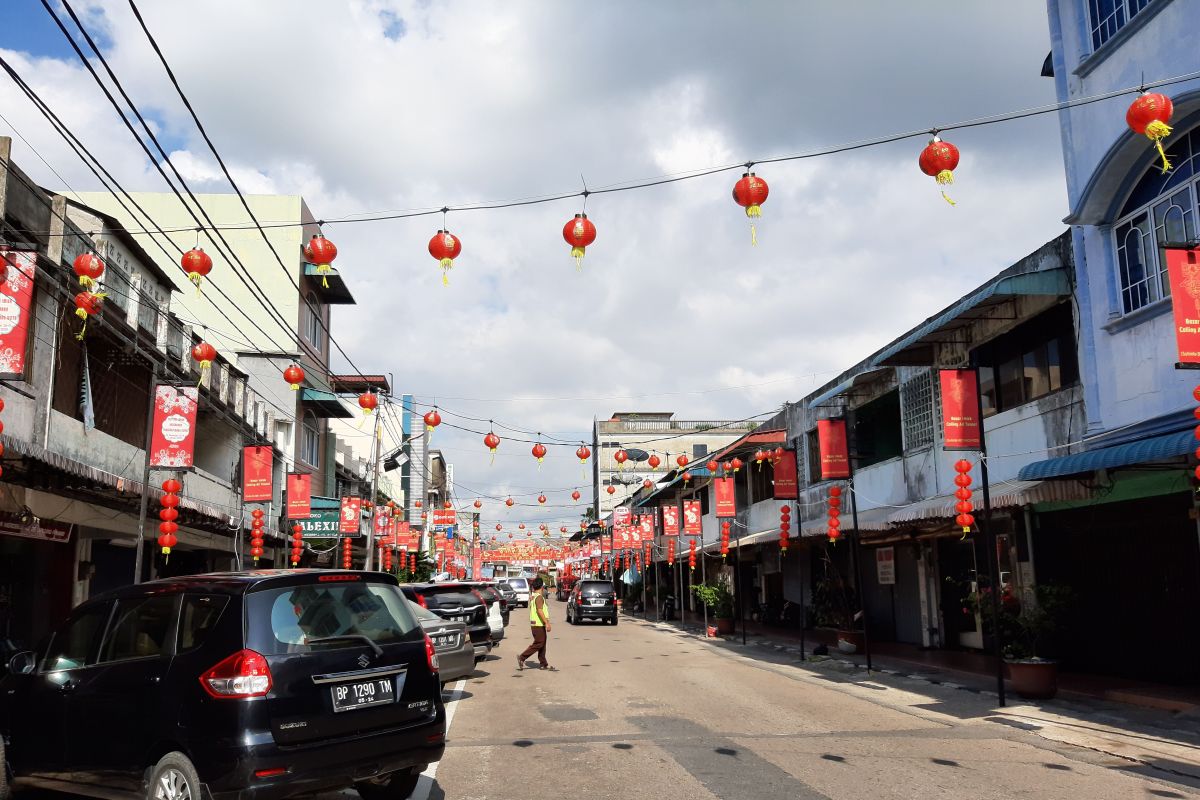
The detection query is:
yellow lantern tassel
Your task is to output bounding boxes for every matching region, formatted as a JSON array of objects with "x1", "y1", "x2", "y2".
[
  {"x1": 77, "y1": 275, "x2": 94, "y2": 289},
  {"x1": 571, "y1": 247, "x2": 585, "y2": 272},
  {"x1": 188, "y1": 272, "x2": 205, "y2": 297},
  {"x1": 440, "y1": 258, "x2": 453, "y2": 286},
  {"x1": 1145, "y1": 120, "x2": 1173, "y2": 172},
  {"x1": 489, "y1": 448, "x2": 496, "y2": 465},
  {"x1": 197, "y1": 361, "x2": 211, "y2": 388},
  {"x1": 316, "y1": 263, "x2": 331, "y2": 289},
  {"x1": 745, "y1": 204, "x2": 761, "y2": 246},
  {"x1": 936, "y1": 170, "x2": 957, "y2": 206}
]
